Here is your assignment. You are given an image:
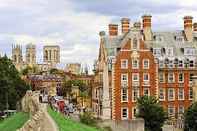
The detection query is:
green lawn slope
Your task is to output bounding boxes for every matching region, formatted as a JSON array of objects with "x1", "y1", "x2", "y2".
[
  {"x1": 48, "y1": 107, "x2": 100, "y2": 131},
  {"x1": 0, "y1": 112, "x2": 29, "y2": 131}
]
